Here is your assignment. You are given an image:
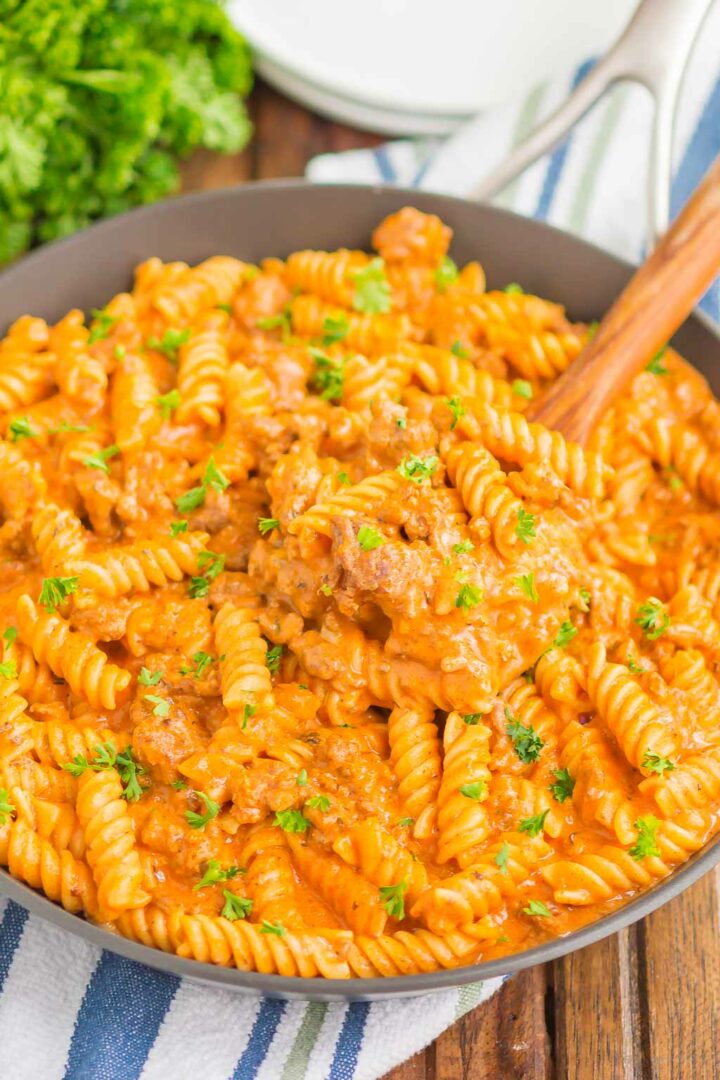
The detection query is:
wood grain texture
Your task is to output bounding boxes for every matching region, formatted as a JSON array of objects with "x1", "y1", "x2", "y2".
[
  {"x1": 530, "y1": 153, "x2": 720, "y2": 444},
  {"x1": 180, "y1": 82, "x2": 720, "y2": 1080}
]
